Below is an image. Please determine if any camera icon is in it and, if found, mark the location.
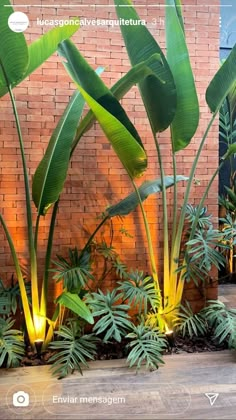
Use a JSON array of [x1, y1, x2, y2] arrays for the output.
[[12, 391, 30, 407]]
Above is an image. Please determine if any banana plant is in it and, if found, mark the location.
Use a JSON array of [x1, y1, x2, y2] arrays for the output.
[[113, 0, 236, 329], [0, 0, 94, 348], [1, 0, 169, 347], [59, 0, 236, 332], [58, 0, 196, 330]]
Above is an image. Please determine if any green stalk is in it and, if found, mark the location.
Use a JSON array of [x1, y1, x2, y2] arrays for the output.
[[81, 215, 109, 256], [0, 215, 35, 345], [170, 111, 218, 306], [40, 200, 59, 314], [189, 160, 225, 240], [34, 214, 40, 253], [170, 145, 178, 261], [7, 84, 39, 321], [152, 132, 170, 307], [131, 179, 162, 304], [176, 159, 226, 294]]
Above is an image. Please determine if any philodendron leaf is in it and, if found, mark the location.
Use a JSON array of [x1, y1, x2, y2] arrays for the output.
[[165, 0, 199, 152], [114, 0, 177, 133], [56, 292, 94, 324], [107, 176, 188, 217], [32, 91, 85, 215], [206, 44, 236, 113], [0, 0, 28, 89], [0, 17, 79, 98], [58, 39, 147, 179]]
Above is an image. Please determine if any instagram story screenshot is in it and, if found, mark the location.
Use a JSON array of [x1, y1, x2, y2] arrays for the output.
[[0, 0, 236, 419]]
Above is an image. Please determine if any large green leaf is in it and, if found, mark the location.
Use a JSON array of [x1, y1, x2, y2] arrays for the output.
[[77, 86, 147, 179], [59, 39, 144, 148], [0, 19, 79, 97], [206, 44, 236, 113], [56, 292, 94, 324], [27, 22, 79, 77], [71, 53, 164, 154], [165, 0, 199, 152], [114, 0, 176, 133], [107, 176, 188, 217], [32, 91, 85, 215], [58, 39, 147, 178], [227, 80, 236, 127], [0, 0, 28, 88]]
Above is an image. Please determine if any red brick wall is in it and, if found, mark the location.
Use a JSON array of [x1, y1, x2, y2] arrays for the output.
[[0, 1, 220, 308]]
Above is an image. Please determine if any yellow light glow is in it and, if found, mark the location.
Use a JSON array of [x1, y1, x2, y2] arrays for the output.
[[165, 327, 173, 335], [33, 314, 45, 341]]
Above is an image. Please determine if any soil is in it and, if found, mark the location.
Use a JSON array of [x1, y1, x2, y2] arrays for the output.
[[18, 334, 228, 368]]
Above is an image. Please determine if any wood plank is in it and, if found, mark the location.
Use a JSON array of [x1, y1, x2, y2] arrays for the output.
[[1, 350, 236, 419]]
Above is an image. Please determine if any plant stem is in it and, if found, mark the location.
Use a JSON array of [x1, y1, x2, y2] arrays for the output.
[[170, 147, 178, 261], [0, 214, 35, 344], [81, 215, 109, 255], [34, 214, 40, 253], [189, 160, 225, 240], [7, 85, 39, 323], [152, 132, 169, 307], [170, 111, 218, 307], [131, 179, 162, 304], [41, 200, 59, 311]]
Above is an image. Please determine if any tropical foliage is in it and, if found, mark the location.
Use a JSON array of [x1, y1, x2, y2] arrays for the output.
[[126, 323, 166, 371], [0, 0, 92, 348], [49, 320, 98, 378], [57, 0, 236, 334], [1, 0, 236, 378], [0, 318, 24, 368]]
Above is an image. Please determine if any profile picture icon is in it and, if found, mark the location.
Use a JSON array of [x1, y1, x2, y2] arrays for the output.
[[12, 391, 30, 407], [8, 11, 29, 33]]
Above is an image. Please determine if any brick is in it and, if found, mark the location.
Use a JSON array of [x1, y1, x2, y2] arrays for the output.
[[1, 0, 220, 315]]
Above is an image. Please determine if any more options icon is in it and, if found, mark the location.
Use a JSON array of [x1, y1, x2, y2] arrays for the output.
[[13, 391, 30, 407]]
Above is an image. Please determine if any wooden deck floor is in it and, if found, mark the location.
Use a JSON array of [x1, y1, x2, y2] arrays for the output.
[[1, 350, 236, 419]]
